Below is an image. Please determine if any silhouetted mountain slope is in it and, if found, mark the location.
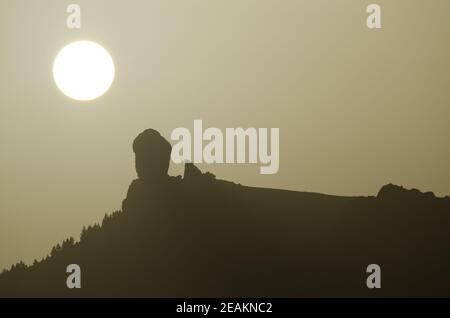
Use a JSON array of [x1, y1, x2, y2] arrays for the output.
[[0, 130, 449, 297]]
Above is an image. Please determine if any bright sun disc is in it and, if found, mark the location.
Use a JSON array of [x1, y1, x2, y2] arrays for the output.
[[53, 41, 115, 101]]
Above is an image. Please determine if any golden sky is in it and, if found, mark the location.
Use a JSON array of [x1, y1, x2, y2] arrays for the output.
[[1, 0, 449, 270]]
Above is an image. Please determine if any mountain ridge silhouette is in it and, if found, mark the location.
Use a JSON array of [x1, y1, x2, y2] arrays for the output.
[[1, 129, 449, 297]]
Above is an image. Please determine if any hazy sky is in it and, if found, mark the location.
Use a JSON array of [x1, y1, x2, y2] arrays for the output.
[[1, 0, 449, 270]]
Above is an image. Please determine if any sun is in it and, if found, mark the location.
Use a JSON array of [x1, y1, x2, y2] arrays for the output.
[[53, 41, 115, 101]]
